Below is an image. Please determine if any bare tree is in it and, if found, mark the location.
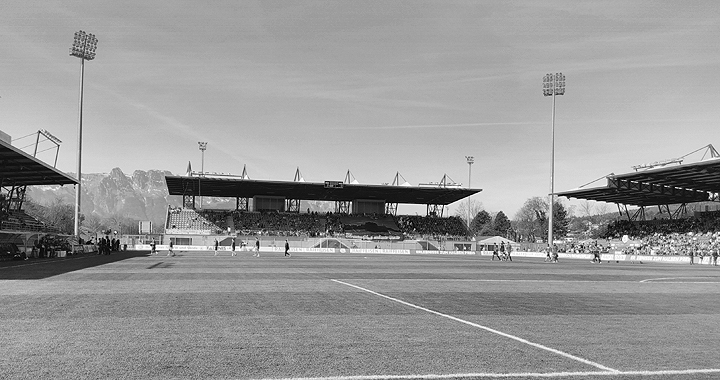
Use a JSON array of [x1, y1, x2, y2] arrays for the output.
[[25, 197, 76, 234], [579, 200, 595, 218], [514, 197, 547, 243], [454, 199, 484, 226], [82, 214, 105, 237], [513, 196, 570, 242], [595, 202, 612, 216]]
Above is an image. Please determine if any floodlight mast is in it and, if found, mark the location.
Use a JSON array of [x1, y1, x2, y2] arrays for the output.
[[465, 156, 474, 230], [198, 142, 207, 208], [70, 30, 98, 237], [543, 73, 565, 247]]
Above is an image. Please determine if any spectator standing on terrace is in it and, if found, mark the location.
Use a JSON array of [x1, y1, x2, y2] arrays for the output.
[[285, 239, 290, 257], [213, 238, 219, 256], [231, 238, 237, 257]]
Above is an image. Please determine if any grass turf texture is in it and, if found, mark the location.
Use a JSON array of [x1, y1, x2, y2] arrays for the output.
[[1, 251, 719, 379]]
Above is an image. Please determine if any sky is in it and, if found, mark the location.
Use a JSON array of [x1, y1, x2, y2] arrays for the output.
[[2, 1, 720, 218]]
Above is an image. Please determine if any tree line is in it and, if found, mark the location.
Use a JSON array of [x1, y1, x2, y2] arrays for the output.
[[457, 197, 617, 243]]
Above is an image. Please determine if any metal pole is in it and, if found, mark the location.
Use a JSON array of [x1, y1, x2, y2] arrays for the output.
[[74, 58, 85, 237], [33, 132, 40, 157], [199, 150, 204, 209], [198, 142, 207, 209], [548, 89, 556, 247], [467, 161, 471, 229], [465, 156, 474, 231]]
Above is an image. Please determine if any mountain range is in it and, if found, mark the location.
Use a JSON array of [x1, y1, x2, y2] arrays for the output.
[[26, 168, 334, 229], [27, 168, 179, 228]]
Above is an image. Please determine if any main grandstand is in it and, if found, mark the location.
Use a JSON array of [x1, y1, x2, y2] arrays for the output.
[[555, 145, 720, 259], [0, 131, 79, 260], [162, 169, 482, 251]]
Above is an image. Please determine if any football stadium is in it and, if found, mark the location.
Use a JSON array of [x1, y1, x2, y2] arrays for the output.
[[3, 4, 720, 378], [3, 129, 720, 379]]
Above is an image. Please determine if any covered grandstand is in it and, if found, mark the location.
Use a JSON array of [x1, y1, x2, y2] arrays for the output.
[[162, 172, 482, 250], [164, 174, 479, 214], [555, 148, 720, 259], [0, 135, 79, 260], [556, 154, 720, 220]]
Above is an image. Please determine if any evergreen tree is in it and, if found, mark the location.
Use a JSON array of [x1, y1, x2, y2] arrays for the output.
[[493, 211, 511, 238], [470, 210, 492, 235]]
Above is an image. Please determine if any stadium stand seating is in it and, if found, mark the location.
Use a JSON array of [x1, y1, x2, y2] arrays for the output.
[[166, 207, 471, 240], [333, 213, 401, 237], [0, 210, 59, 233], [232, 211, 327, 237], [166, 207, 222, 233], [395, 215, 470, 240], [602, 216, 720, 256]]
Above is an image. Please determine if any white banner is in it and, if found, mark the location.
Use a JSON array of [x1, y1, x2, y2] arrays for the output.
[[416, 250, 475, 255], [349, 249, 411, 255]]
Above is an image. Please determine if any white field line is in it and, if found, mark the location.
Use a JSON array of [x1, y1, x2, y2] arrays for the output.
[[639, 276, 718, 283], [331, 279, 620, 374], [398, 279, 638, 283], [267, 368, 720, 380]]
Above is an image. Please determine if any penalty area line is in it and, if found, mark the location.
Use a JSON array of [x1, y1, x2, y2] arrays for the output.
[[639, 276, 718, 283], [269, 368, 720, 380], [331, 279, 620, 374]]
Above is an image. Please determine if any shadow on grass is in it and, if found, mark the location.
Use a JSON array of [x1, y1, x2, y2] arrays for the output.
[[0, 251, 149, 280]]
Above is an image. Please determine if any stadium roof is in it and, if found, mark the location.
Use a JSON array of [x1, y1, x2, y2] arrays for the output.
[[164, 175, 481, 205], [556, 157, 720, 207], [0, 138, 77, 187]]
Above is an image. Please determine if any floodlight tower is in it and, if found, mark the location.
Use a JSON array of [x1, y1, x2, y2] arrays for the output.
[[70, 30, 98, 237], [465, 156, 474, 230], [543, 73, 565, 247], [198, 142, 207, 208]]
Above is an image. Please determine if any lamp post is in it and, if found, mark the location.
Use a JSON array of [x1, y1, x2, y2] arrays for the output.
[[198, 142, 207, 208], [543, 73, 565, 247], [70, 30, 98, 237], [465, 156, 474, 230]]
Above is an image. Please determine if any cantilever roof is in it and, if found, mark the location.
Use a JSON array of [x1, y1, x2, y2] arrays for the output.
[[0, 138, 77, 187], [557, 158, 720, 207], [164, 175, 480, 205]]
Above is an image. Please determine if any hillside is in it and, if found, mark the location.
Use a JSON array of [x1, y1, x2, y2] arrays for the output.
[[27, 168, 182, 229], [25, 168, 335, 229]]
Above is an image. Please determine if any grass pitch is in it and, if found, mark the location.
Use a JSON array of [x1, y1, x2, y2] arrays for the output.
[[1, 251, 719, 380]]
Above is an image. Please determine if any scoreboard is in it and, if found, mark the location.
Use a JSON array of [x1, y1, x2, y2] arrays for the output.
[[324, 181, 343, 189]]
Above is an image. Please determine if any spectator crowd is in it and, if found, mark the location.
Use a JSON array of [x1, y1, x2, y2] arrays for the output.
[[603, 217, 720, 259], [166, 207, 470, 240]]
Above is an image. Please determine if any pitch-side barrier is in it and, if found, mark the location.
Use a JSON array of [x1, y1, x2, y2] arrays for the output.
[[128, 245, 711, 265]]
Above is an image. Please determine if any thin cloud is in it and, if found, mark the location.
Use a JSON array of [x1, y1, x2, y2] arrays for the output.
[[327, 121, 543, 131]]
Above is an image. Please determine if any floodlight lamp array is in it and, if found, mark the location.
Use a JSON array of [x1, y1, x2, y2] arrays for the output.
[[39, 129, 62, 145], [466, 156, 474, 164], [198, 142, 208, 151], [69, 30, 98, 60], [543, 73, 565, 96]]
